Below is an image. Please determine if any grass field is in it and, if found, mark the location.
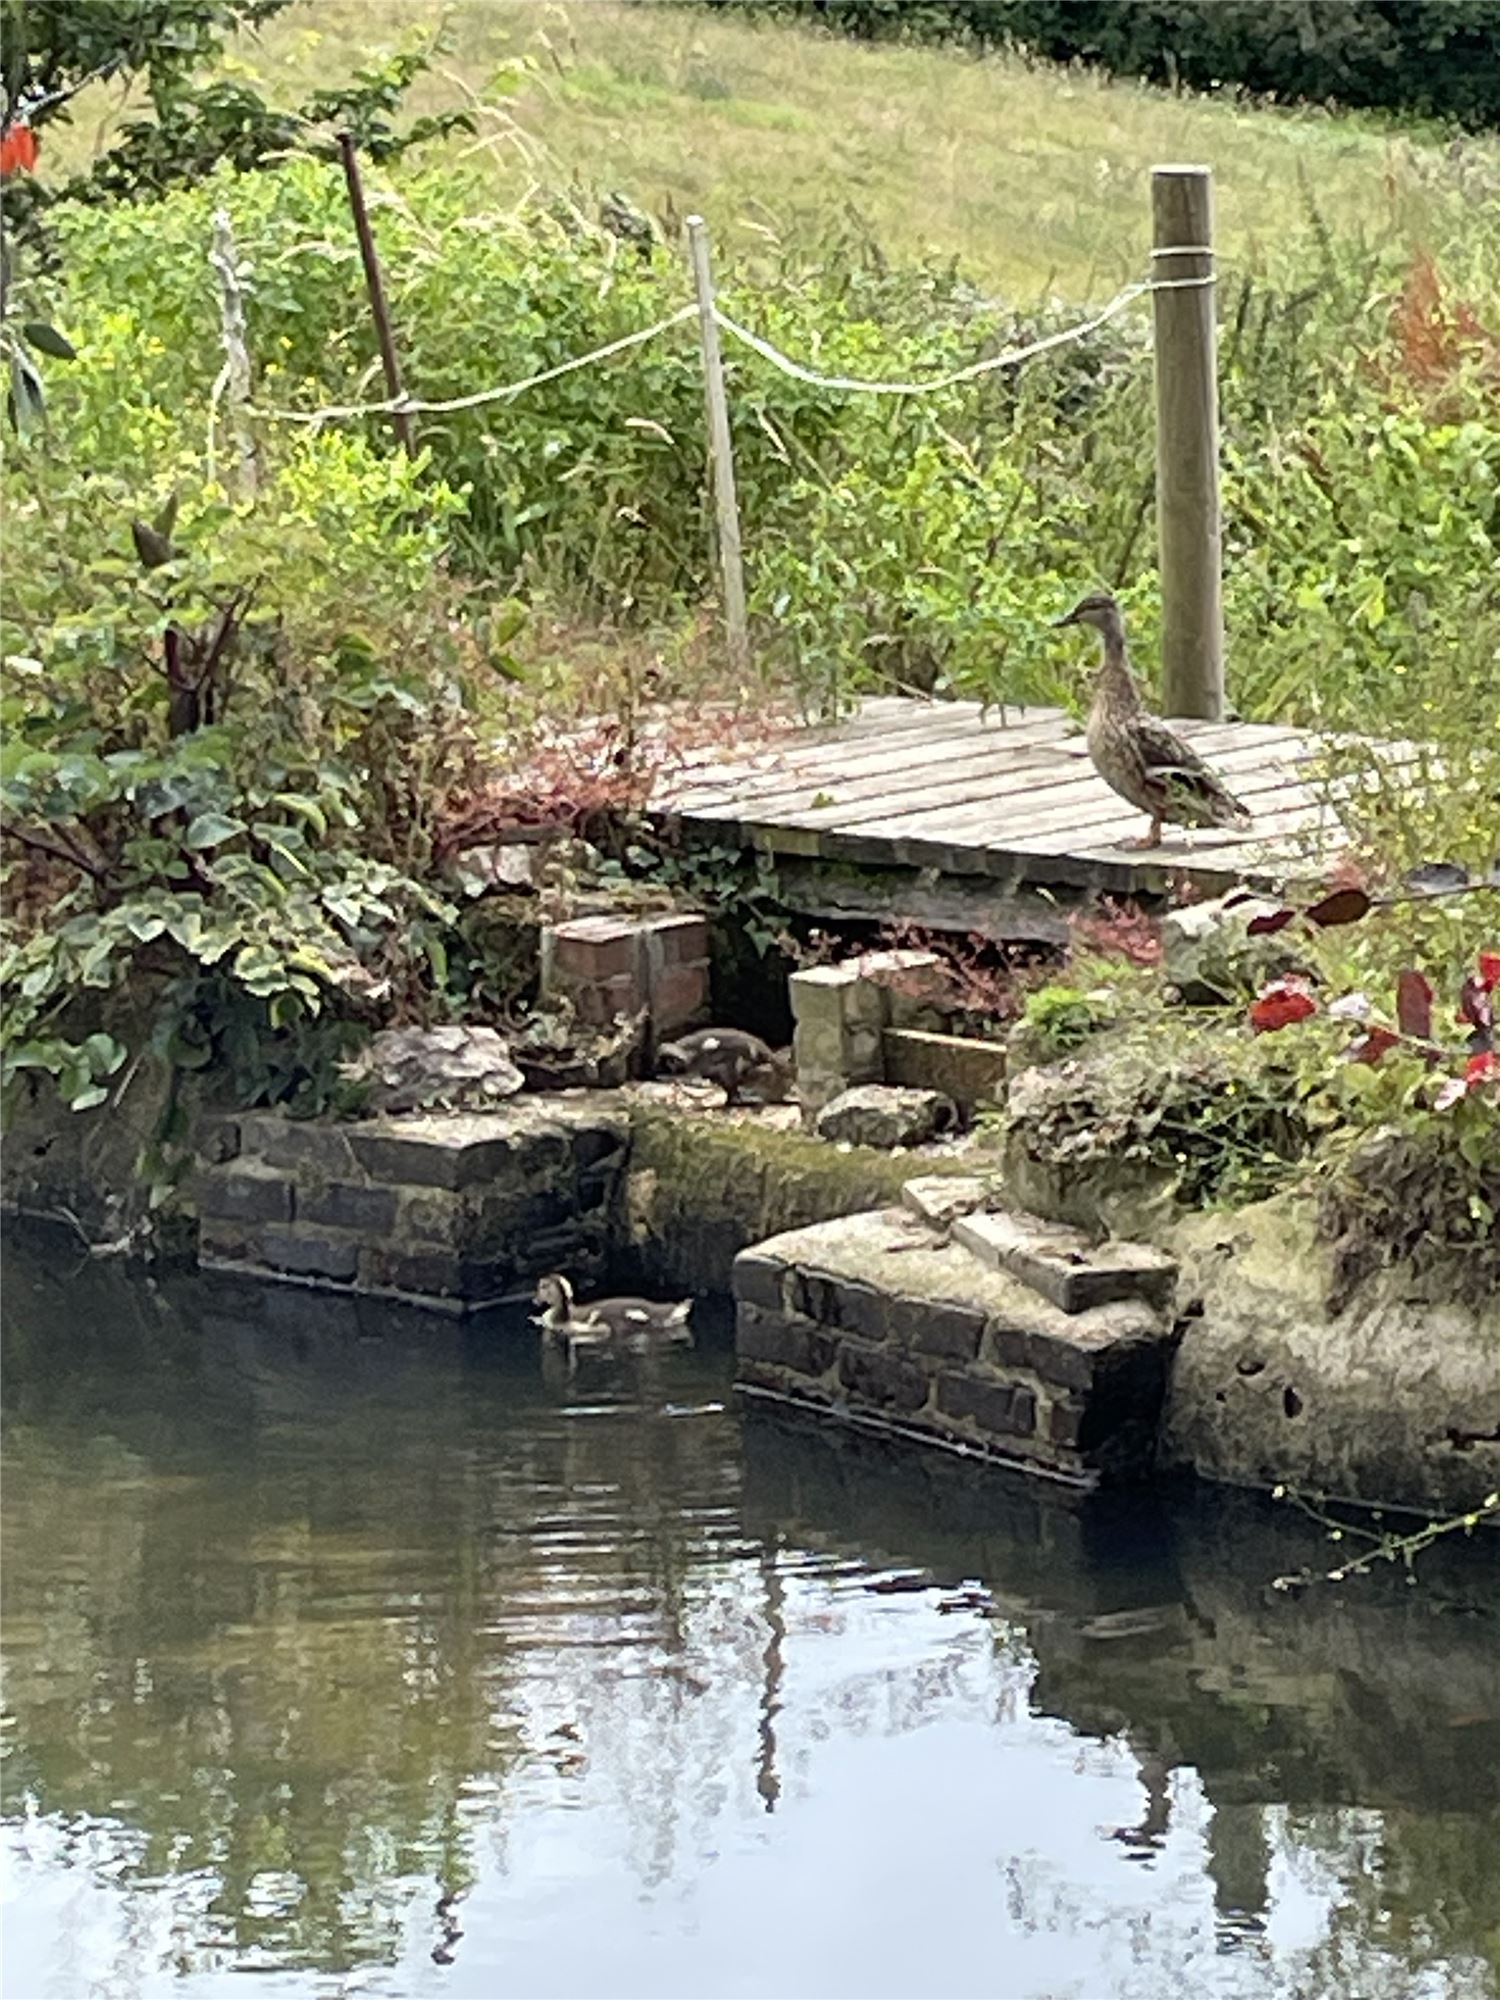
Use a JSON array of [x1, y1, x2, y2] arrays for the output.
[[54, 0, 1498, 300]]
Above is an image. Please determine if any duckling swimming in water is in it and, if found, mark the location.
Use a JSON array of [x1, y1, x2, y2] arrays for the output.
[[532, 1273, 694, 1362], [655, 1027, 793, 1105]]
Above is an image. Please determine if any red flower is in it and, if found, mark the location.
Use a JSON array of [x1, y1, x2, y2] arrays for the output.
[[0, 121, 38, 177], [1249, 980, 1318, 1034], [1479, 952, 1500, 992], [1434, 1050, 1500, 1111]]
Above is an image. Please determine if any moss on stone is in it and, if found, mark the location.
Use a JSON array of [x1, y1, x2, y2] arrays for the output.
[[625, 1103, 992, 1291]]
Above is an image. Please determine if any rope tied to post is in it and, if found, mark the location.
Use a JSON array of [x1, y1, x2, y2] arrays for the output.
[[249, 268, 1213, 427]]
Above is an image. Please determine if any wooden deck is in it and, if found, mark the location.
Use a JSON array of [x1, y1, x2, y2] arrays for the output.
[[654, 697, 1354, 897]]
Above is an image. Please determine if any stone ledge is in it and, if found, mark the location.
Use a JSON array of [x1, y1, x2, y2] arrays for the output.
[[953, 1208, 1178, 1315], [732, 1208, 1179, 1486]]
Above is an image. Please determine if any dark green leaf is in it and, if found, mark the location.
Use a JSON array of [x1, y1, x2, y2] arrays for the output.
[[22, 321, 78, 362]]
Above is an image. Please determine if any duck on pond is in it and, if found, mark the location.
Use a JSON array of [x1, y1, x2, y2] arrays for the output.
[[532, 1273, 694, 1364]]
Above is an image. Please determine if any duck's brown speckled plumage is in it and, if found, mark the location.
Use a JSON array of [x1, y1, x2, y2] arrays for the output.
[[1055, 592, 1251, 849]]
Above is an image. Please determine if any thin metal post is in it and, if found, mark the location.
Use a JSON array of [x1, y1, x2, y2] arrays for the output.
[[685, 214, 750, 679], [1151, 164, 1223, 720], [338, 130, 414, 456]]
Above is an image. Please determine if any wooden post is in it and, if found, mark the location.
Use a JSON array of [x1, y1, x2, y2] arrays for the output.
[[1151, 164, 1223, 720], [209, 207, 259, 497], [338, 130, 414, 456], [686, 214, 751, 679]]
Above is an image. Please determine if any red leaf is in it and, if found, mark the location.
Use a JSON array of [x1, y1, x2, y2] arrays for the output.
[[1246, 908, 1297, 936], [1464, 1050, 1500, 1088], [1249, 981, 1318, 1033], [1306, 886, 1372, 928], [0, 122, 39, 177], [1347, 1025, 1401, 1066], [1395, 968, 1434, 1041], [1479, 951, 1500, 993]]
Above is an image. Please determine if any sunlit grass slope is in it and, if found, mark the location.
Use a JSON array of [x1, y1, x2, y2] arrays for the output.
[[58, 0, 1496, 300]]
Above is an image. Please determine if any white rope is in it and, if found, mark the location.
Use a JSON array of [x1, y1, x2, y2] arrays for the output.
[[251, 302, 698, 425], [248, 269, 1215, 426], [711, 282, 1154, 396]]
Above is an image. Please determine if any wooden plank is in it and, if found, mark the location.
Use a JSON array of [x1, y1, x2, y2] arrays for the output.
[[663, 708, 1071, 811], [838, 734, 1313, 847], [674, 717, 1083, 820]]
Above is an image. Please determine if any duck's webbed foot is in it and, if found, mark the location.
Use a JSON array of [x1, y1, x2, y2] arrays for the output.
[[1121, 816, 1164, 851]]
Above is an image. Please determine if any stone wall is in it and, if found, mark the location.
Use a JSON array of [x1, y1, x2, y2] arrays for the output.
[[194, 1097, 629, 1312], [733, 1208, 1180, 1487], [623, 1101, 980, 1294]]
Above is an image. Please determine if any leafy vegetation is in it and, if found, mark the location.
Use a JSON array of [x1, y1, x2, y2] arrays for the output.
[[700, 1, 1500, 131], [2, 0, 1496, 1243]]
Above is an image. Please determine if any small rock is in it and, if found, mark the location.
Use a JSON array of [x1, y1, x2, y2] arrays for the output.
[[1162, 892, 1301, 1004], [815, 1084, 957, 1150], [901, 1175, 994, 1230], [348, 1025, 524, 1115]]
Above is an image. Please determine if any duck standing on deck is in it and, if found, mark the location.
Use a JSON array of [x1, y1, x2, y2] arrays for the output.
[[1053, 592, 1251, 850], [533, 1274, 694, 1361]]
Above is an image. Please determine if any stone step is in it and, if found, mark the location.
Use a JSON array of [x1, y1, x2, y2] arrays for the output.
[[951, 1208, 1177, 1316]]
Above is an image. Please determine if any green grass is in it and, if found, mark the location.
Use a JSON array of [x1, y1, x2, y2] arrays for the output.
[[53, 0, 1499, 301]]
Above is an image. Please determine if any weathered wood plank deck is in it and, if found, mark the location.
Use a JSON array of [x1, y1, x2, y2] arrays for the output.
[[654, 697, 1357, 897]]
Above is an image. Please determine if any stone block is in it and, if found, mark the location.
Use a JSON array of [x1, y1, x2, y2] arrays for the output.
[[362, 1244, 512, 1302], [733, 1250, 790, 1314], [297, 1181, 400, 1234], [955, 1209, 1177, 1314], [194, 1163, 293, 1226], [198, 1217, 253, 1262], [397, 1189, 469, 1247], [901, 1176, 994, 1231], [893, 1295, 985, 1361], [194, 1114, 241, 1165], [737, 1303, 837, 1378], [884, 1028, 1008, 1108], [347, 1126, 515, 1193], [987, 1310, 1165, 1396], [937, 1372, 1037, 1439], [258, 1227, 360, 1283], [837, 1341, 930, 1415], [240, 1115, 356, 1177]]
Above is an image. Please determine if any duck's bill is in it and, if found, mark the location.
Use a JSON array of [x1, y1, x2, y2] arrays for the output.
[[1050, 609, 1079, 627]]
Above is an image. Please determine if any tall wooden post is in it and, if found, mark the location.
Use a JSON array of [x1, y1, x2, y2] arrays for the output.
[[686, 214, 751, 679], [1151, 165, 1223, 720], [338, 130, 414, 456]]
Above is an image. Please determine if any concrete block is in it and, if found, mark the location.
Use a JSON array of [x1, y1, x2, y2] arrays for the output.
[[884, 1028, 1008, 1108], [955, 1209, 1178, 1314]]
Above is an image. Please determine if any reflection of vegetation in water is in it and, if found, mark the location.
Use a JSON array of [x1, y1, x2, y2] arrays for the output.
[[3, 1236, 1499, 1991]]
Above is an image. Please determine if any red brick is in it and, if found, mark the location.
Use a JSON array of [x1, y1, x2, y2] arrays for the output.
[[649, 962, 709, 1033], [649, 914, 711, 965], [550, 916, 639, 980]]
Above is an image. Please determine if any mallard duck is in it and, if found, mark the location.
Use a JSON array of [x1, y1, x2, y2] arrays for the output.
[[655, 1028, 793, 1105], [1053, 592, 1251, 850], [532, 1274, 694, 1356]]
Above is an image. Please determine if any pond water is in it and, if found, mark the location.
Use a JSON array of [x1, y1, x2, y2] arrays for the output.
[[2, 1228, 1498, 2000]]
